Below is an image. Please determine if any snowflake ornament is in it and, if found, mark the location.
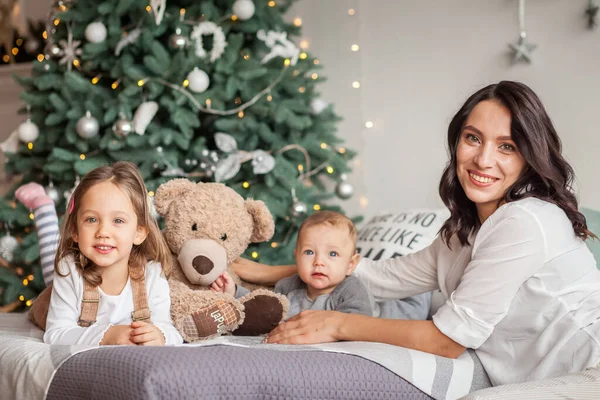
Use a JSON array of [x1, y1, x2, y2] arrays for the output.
[[58, 24, 82, 71]]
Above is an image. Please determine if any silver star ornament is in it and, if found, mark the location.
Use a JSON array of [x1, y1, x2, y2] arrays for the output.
[[508, 33, 536, 64], [585, 1, 599, 30]]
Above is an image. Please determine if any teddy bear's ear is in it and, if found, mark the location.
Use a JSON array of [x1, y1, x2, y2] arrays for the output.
[[245, 199, 275, 243], [154, 179, 198, 216]]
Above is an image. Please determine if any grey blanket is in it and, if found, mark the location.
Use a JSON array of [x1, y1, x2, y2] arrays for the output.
[[48, 346, 433, 400], [1, 313, 490, 399]]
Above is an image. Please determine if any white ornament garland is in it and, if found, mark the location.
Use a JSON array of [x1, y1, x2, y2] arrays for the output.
[[191, 21, 228, 62], [257, 29, 300, 66], [150, 0, 166, 25], [115, 28, 141, 56]]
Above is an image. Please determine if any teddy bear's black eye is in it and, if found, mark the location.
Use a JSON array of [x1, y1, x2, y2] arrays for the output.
[[220, 233, 228, 241], [192, 223, 198, 231]]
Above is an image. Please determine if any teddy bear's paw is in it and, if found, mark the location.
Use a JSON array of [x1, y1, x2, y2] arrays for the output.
[[181, 299, 243, 341], [233, 290, 289, 336]]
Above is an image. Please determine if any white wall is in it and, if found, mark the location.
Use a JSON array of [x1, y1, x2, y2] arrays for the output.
[[290, 0, 600, 217]]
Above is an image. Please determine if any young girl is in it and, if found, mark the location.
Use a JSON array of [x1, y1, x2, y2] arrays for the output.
[[18, 162, 182, 346]]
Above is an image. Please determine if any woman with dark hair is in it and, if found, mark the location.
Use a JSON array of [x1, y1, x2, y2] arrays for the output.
[[232, 81, 600, 386]]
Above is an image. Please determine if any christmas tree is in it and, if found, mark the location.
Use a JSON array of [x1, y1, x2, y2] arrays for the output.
[[0, 0, 357, 311]]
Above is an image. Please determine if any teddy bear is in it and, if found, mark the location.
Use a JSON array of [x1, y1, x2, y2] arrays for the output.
[[19, 179, 288, 342], [153, 178, 289, 342]]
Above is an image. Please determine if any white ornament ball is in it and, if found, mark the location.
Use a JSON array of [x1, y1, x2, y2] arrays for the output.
[[45, 183, 61, 204], [49, 44, 61, 56], [232, 0, 255, 20], [76, 112, 100, 139], [85, 22, 108, 44], [310, 98, 329, 115], [24, 39, 40, 54], [186, 68, 210, 93], [18, 120, 39, 143], [335, 180, 354, 199], [291, 199, 308, 217], [0, 234, 18, 263]]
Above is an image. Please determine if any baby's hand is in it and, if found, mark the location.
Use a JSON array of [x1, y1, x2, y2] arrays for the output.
[[100, 325, 136, 346], [210, 271, 236, 296], [15, 182, 54, 210], [130, 321, 166, 346]]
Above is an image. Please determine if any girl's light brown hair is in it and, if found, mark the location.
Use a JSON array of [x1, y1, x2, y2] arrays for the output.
[[297, 210, 358, 253], [55, 161, 172, 286]]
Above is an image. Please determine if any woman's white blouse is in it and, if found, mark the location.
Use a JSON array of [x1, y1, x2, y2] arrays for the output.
[[355, 197, 600, 386]]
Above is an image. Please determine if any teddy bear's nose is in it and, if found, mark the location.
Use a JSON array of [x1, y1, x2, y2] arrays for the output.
[[192, 255, 214, 275]]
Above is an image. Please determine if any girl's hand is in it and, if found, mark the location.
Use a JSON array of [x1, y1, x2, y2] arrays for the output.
[[264, 310, 346, 345], [210, 271, 235, 296], [15, 182, 54, 210], [130, 321, 166, 346], [100, 325, 136, 345]]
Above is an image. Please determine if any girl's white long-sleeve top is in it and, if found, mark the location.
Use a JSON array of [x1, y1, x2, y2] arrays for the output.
[[355, 197, 600, 386], [44, 256, 183, 346]]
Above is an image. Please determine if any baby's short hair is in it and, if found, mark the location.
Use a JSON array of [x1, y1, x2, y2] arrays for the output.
[[297, 210, 357, 252]]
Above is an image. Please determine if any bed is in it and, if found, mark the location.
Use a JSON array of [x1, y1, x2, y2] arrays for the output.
[[0, 312, 491, 400], [4, 207, 600, 399]]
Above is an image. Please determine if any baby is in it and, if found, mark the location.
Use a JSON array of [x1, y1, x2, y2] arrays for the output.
[[212, 210, 372, 318]]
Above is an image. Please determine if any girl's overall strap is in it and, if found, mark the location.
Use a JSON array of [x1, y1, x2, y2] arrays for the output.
[[130, 269, 151, 322], [78, 279, 100, 327], [77, 268, 151, 327]]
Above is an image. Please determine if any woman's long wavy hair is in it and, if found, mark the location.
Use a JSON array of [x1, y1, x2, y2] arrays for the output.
[[439, 81, 595, 247], [55, 162, 172, 286]]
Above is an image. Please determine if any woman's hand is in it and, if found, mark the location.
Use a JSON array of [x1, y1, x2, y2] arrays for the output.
[[130, 321, 166, 346], [231, 258, 297, 286], [264, 310, 347, 345], [100, 325, 135, 345], [15, 182, 54, 210]]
